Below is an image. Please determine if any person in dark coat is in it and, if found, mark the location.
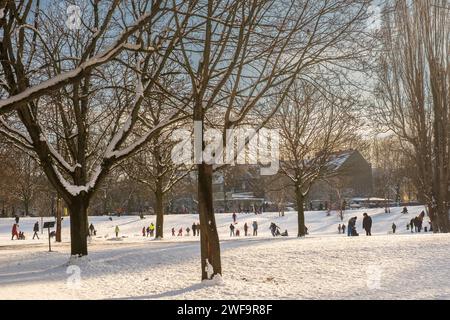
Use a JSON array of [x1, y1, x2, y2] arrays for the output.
[[32, 221, 40, 240], [341, 224, 346, 235], [243, 223, 248, 236], [410, 219, 414, 233], [192, 223, 197, 236], [392, 223, 396, 234], [347, 217, 356, 236], [229, 223, 235, 236], [362, 213, 372, 236]]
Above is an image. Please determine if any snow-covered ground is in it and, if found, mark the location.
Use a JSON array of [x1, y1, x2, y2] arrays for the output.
[[1, 205, 450, 299]]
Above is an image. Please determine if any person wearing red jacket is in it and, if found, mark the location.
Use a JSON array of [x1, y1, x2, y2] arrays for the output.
[[11, 223, 19, 240]]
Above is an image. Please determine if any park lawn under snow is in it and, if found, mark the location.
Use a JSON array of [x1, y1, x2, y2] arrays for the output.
[[1, 206, 450, 299]]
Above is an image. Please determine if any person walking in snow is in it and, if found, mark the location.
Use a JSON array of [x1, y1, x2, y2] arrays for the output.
[[252, 221, 258, 236], [186, 227, 190, 236], [410, 219, 414, 233], [392, 223, 397, 234], [338, 224, 342, 234], [32, 221, 40, 240], [172, 227, 175, 236], [270, 222, 280, 236], [341, 224, 346, 235], [229, 223, 235, 237], [236, 229, 240, 236], [11, 223, 19, 240], [115, 225, 120, 238], [178, 228, 183, 236], [232, 212, 237, 224], [244, 223, 248, 236], [402, 206, 408, 214], [142, 227, 146, 237], [89, 223, 96, 236], [362, 213, 372, 236], [192, 223, 196, 236]]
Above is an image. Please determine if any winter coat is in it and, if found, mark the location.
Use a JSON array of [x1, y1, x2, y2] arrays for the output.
[[244, 223, 248, 231], [230, 224, 235, 230], [252, 222, 258, 230], [12, 224, 18, 234], [348, 218, 354, 228], [33, 223, 39, 232], [362, 216, 372, 230]]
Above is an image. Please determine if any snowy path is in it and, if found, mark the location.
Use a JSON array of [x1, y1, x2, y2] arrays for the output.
[[1, 206, 450, 299]]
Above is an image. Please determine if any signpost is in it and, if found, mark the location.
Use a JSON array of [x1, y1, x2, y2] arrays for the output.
[[43, 221, 55, 252]]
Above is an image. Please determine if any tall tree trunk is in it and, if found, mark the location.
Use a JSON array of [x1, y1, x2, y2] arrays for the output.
[[55, 197, 62, 242], [69, 196, 89, 256], [155, 183, 164, 239], [296, 185, 306, 237], [198, 162, 222, 280]]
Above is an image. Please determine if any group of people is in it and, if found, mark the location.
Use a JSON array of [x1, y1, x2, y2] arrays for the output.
[[11, 219, 40, 240], [269, 222, 289, 237], [229, 220, 258, 237], [340, 209, 430, 237], [171, 222, 201, 237], [142, 223, 155, 237], [344, 213, 372, 236], [407, 211, 428, 233]]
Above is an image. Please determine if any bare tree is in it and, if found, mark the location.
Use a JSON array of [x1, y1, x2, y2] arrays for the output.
[[0, 1, 190, 255], [172, 0, 370, 279], [373, 0, 449, 231], [276, 83, 359, 236]]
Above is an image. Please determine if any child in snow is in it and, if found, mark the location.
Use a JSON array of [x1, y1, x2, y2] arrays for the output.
[[341, 224, 346, 235], [236, 229, 240, 237], [232, 212, 237, 224], [172, 227, 176, 236], [115, 225, 120, 237], [142, 227, 146, 237], [186, 227, 190, 236], [244, 223, 248, 236], [178, 228, 183, 236], [392, 223, 397, 234], [338, 224, 342, 234]]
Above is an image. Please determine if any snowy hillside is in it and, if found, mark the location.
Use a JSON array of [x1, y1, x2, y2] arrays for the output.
[[2, 205, 450, 299], [0, 206, 428, 245]]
